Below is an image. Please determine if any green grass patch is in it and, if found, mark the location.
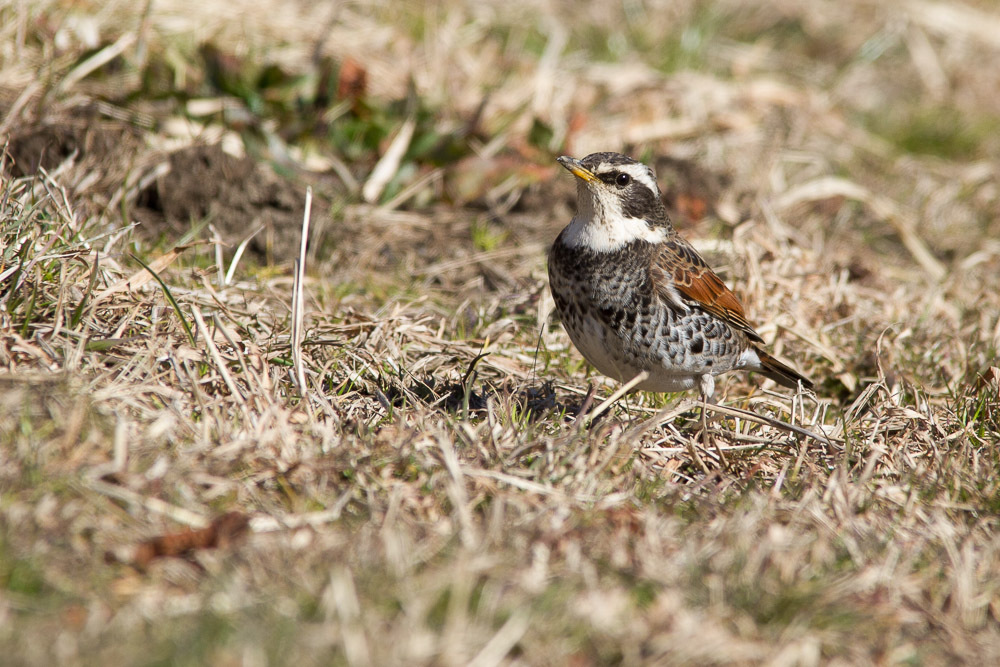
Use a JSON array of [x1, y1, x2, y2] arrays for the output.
[[863, 106, 1000, 160]]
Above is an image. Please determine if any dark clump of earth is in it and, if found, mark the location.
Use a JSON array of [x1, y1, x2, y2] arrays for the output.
[[4, 108, 323, 264], [132, 144, 318, 263], [6, 122, 122, 177]]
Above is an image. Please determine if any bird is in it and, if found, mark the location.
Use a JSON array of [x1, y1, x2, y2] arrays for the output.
[[548, 151, 812, 405]]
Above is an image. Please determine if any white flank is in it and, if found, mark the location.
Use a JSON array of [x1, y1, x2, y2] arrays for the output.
[[736, 347, 762, 370]]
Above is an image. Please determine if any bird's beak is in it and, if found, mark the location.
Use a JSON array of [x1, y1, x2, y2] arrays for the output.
[[557, 156, 598, 184]]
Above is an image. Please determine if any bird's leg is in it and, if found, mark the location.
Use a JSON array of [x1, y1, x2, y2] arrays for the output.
[[680, 375, 710, 474], [576, 382, 597, 424], [698, 374, 729, 470]]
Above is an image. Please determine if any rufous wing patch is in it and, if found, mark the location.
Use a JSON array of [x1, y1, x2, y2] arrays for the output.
[[654, 238, 764, 344]]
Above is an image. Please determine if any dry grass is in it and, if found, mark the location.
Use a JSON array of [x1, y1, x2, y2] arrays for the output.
[[2, 0, 1000, 664]]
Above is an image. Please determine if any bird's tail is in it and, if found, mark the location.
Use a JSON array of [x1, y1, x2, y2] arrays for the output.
[[754, 348, 813, 392]]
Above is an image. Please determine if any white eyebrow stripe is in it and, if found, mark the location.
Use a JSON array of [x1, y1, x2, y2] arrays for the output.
[[593, 162, 659, 195]]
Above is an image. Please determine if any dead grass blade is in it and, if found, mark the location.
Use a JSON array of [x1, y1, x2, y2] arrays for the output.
[[93, 247, 183, 303], [362, 115, 416, 204], [583, 370, 650, 425], [704, 400, 838, 448], [128, 252, 196, 345], [68, 251, 99, 329], [225, 223, 265, 286], [191, 307, 248, 412], [291, 186, 312, 395], [57, 33, 137, 93]]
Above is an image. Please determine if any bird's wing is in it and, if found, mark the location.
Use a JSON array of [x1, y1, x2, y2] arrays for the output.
[[652, 237, 764, 344]]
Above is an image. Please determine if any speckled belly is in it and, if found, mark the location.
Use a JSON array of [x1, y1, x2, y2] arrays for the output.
[[549, 250, 747, 392]]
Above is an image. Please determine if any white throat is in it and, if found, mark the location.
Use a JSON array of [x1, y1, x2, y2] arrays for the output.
[[560, 214, 666, 252], [560, 180, 666, 252]]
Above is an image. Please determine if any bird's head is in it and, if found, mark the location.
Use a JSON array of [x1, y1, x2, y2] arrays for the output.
[[557, 152, 671, 251]]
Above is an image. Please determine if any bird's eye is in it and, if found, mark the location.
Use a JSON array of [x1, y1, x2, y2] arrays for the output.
[[615, 173, 631, 187]]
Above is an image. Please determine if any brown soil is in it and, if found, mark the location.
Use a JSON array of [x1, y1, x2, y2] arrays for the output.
[[131, 143, 322, 263], [4, 111, 325, 264], [4, 108, 147, 202]]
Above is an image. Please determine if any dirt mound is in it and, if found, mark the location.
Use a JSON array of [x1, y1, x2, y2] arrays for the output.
[[133, 144, 320, 263], [4, 112, 321, 264], [4, 109, 146, 201]]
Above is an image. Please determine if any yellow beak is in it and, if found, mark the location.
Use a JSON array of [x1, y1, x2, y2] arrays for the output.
[[557, 156, 598, 184]]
